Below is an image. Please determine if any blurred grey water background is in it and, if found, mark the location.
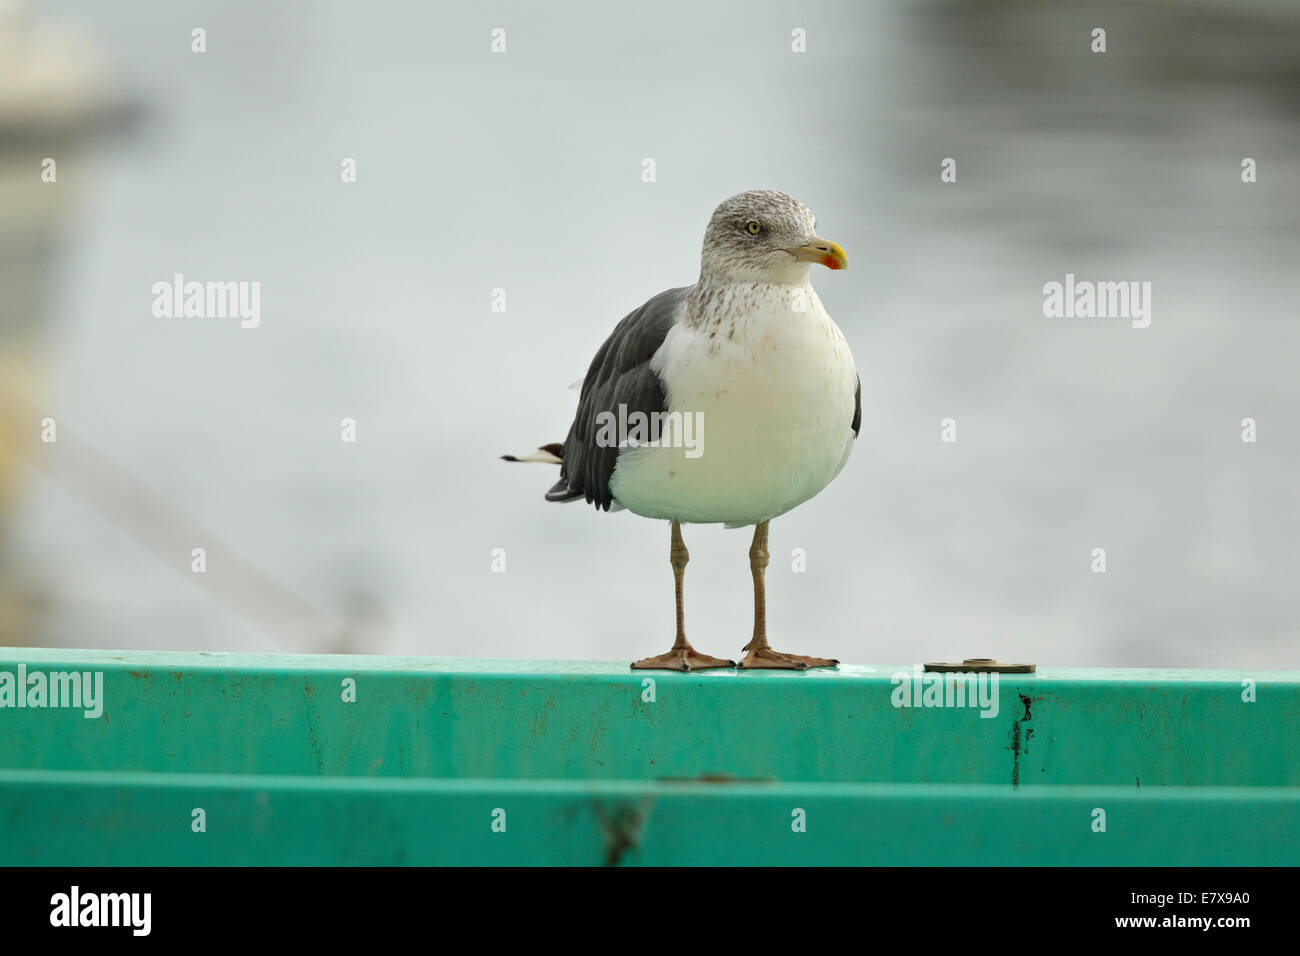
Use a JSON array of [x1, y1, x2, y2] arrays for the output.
[[1, 0, 1297, 667]]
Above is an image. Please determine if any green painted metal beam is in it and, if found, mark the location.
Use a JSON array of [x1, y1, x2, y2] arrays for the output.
[[1, 649, 1294, 786], [0, 649, 1296, 865], [2, 771, 1297, 866]]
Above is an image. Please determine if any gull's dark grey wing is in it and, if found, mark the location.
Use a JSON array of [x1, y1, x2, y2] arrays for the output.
[[852, 376, 861, 438], [546, 286, 689, 510]]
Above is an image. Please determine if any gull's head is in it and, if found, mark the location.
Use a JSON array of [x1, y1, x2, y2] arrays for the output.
[[699, 189, 847, 284]]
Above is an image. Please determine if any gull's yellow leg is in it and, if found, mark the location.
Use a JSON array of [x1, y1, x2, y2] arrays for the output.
[[738, 521, 838, 670], [631, 520, 735, 672]]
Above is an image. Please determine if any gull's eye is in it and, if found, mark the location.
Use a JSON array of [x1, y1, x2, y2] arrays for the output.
[[746, 220, 762, 235]]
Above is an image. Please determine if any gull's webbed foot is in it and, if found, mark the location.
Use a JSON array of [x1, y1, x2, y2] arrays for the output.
[[737, 646, 839, 670], [631, 647, 736, 672]]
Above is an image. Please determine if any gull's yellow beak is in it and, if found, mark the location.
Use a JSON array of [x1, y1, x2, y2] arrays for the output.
[[786, 236, 848, 271]]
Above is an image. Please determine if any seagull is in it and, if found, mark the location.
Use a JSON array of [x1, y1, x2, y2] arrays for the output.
[[505, 190, 859, 671]]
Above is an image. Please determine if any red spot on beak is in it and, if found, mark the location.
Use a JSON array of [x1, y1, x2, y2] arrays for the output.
[[821, 255, 844, 270]]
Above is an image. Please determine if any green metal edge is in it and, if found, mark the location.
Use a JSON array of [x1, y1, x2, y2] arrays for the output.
[[1, 649, 1295, 787], [2, 770, 1297, 866]]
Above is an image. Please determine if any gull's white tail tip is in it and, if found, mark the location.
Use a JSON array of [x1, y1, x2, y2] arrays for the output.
[[500, 442, 563, 465]]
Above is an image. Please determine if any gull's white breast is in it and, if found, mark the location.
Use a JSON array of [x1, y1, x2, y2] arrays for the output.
[[609, 283, 858, 526]]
